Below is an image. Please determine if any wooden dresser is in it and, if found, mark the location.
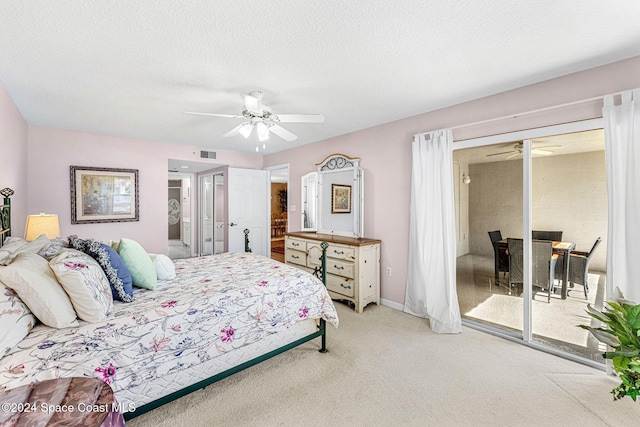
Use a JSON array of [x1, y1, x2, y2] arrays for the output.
[[284, 232, 381, 313]]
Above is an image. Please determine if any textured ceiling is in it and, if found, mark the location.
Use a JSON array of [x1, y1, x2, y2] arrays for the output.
[[1, 1, 640, 154]]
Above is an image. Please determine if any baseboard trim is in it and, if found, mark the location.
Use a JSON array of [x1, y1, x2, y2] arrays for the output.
[[380, 298, 404, 311]]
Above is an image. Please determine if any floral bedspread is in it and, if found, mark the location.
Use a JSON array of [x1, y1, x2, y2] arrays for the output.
[[0, 253, 338, 398]]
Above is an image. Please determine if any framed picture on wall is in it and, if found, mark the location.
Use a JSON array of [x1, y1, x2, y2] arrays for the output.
[[70, 166, 139, 224], [331, 184, 352, 214]]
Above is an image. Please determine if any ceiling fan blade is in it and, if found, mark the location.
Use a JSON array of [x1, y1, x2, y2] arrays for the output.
[[273, 114, 325, 123], [535, 145, 561, 150], [243, 92, 263, 115], [486, 150, 515, 157], [269, 124, 298, 141], [532, 148, 554, 156], [184, 111, 244, 119], [222, 123, 252, 138], [506, 152, 521, 159]]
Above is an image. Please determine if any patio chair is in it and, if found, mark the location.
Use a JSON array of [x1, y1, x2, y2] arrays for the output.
[[508, 238, 557, 302], [488, 230, 509, 284], [532, 230, 563, 241], [555, 237, 602, 299]]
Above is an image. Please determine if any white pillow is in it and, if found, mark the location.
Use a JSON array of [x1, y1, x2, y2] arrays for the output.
[[0, 234, 51, 266], [49, 249, 113, 323], [150, 254, 176, 280], [0, 281, 37, 356], [0, 252, 78, 328]]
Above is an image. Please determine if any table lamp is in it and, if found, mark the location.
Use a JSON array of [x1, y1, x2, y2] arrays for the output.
[[25, 213, 60, 241]]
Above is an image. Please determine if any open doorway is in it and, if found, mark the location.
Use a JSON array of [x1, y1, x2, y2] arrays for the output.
[[167, 175, 192, 259], [265, 164, 289, 262], [168, 159, 225, 258]]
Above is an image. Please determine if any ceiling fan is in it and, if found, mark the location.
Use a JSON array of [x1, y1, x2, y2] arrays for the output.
[[184, 91, 325, 150], [486, 141, 561, 159]]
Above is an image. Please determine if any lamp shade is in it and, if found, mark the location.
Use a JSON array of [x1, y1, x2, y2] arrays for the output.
[[25, 213, 60, 241], [238, 123, 253, 139], [256, 122, 270, 142]]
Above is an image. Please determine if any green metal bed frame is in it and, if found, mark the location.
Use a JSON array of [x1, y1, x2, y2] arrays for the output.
[[0, 188, 13, 246], [0, 191, 330, 420]]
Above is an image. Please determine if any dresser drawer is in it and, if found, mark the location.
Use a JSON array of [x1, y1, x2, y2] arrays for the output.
[[326, 274, 355, 298], [285, 249, 306, 266], [326, 258, 355, 279], [325, 244, 355, 261], [286, 237, 306, 251]]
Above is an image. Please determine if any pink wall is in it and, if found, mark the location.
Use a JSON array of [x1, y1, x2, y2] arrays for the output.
[[27, 127, 262, 254], [0, 84, 28, 235], [264, 55, 640, 308]]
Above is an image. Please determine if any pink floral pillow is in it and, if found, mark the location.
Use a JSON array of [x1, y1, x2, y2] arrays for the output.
[[49, 249, 113, 322]]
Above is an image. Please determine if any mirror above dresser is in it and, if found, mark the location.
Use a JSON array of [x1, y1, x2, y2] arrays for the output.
[[300, 153, 363, 237]]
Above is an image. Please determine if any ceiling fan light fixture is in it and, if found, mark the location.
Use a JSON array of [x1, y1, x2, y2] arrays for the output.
[[238, 123, 253, 139], [256, 122, 270, 142], [188, 90, 323, 145]]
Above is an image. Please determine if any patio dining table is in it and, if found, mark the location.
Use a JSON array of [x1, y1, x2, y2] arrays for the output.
[[494, 239, 576, 299]]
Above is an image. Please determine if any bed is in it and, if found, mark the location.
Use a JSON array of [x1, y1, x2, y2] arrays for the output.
[[0, 189, 339, 421]]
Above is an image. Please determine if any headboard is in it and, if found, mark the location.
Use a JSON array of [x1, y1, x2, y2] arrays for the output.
[[0, 187, 13, 247]]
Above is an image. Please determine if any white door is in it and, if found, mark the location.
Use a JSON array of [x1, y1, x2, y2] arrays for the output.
[[227, 168, 270, 256]]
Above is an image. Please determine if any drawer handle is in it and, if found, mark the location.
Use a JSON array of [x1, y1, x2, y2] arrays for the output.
[[334, 250, 344, 255], [334, 265, 344, 270], [292, 255, 300, 259], [340, 284, 352, 289], [292, 242, 300, 246]]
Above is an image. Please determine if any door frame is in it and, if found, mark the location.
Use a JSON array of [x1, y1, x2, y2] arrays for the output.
[[264, 163, 290, 235]]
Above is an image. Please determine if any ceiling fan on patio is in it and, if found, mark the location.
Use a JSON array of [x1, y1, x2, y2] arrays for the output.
[[184, 90, 325, 150], [486, 141, 561, 159]]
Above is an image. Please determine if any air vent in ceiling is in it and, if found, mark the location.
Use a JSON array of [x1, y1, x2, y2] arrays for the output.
[[200, 150, 217, 159]]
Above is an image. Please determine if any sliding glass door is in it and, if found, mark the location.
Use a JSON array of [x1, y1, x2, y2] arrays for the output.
[[454, 121, 608, 365], [529, 129, 607, 362], [454, 141, 524, 336]]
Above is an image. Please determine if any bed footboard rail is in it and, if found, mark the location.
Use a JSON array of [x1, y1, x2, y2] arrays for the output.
[[244, 228, 252, 253], [318, 241, 329, 353]]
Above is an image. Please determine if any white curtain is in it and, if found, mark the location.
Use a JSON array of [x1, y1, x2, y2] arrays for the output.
[[404, 129, 462, 334], [603, 89, 640, 303]]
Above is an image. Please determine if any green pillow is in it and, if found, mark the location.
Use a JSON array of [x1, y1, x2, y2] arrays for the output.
[[117, 238, 157, 290]]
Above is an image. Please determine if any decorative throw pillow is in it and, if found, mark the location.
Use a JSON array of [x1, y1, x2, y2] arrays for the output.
[[0, 252, 78, 328], [49, 250, 113, 323], [0, 234, 51, 266], [0, 281, 36, 356], [94, 243, 134, 302], [68, 236, 134, 303], [117, 238, 157, 290], [150, 254, 177, 280]]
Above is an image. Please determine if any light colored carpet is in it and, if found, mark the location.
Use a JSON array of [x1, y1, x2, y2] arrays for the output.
[[127, 303, 640, 427]]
